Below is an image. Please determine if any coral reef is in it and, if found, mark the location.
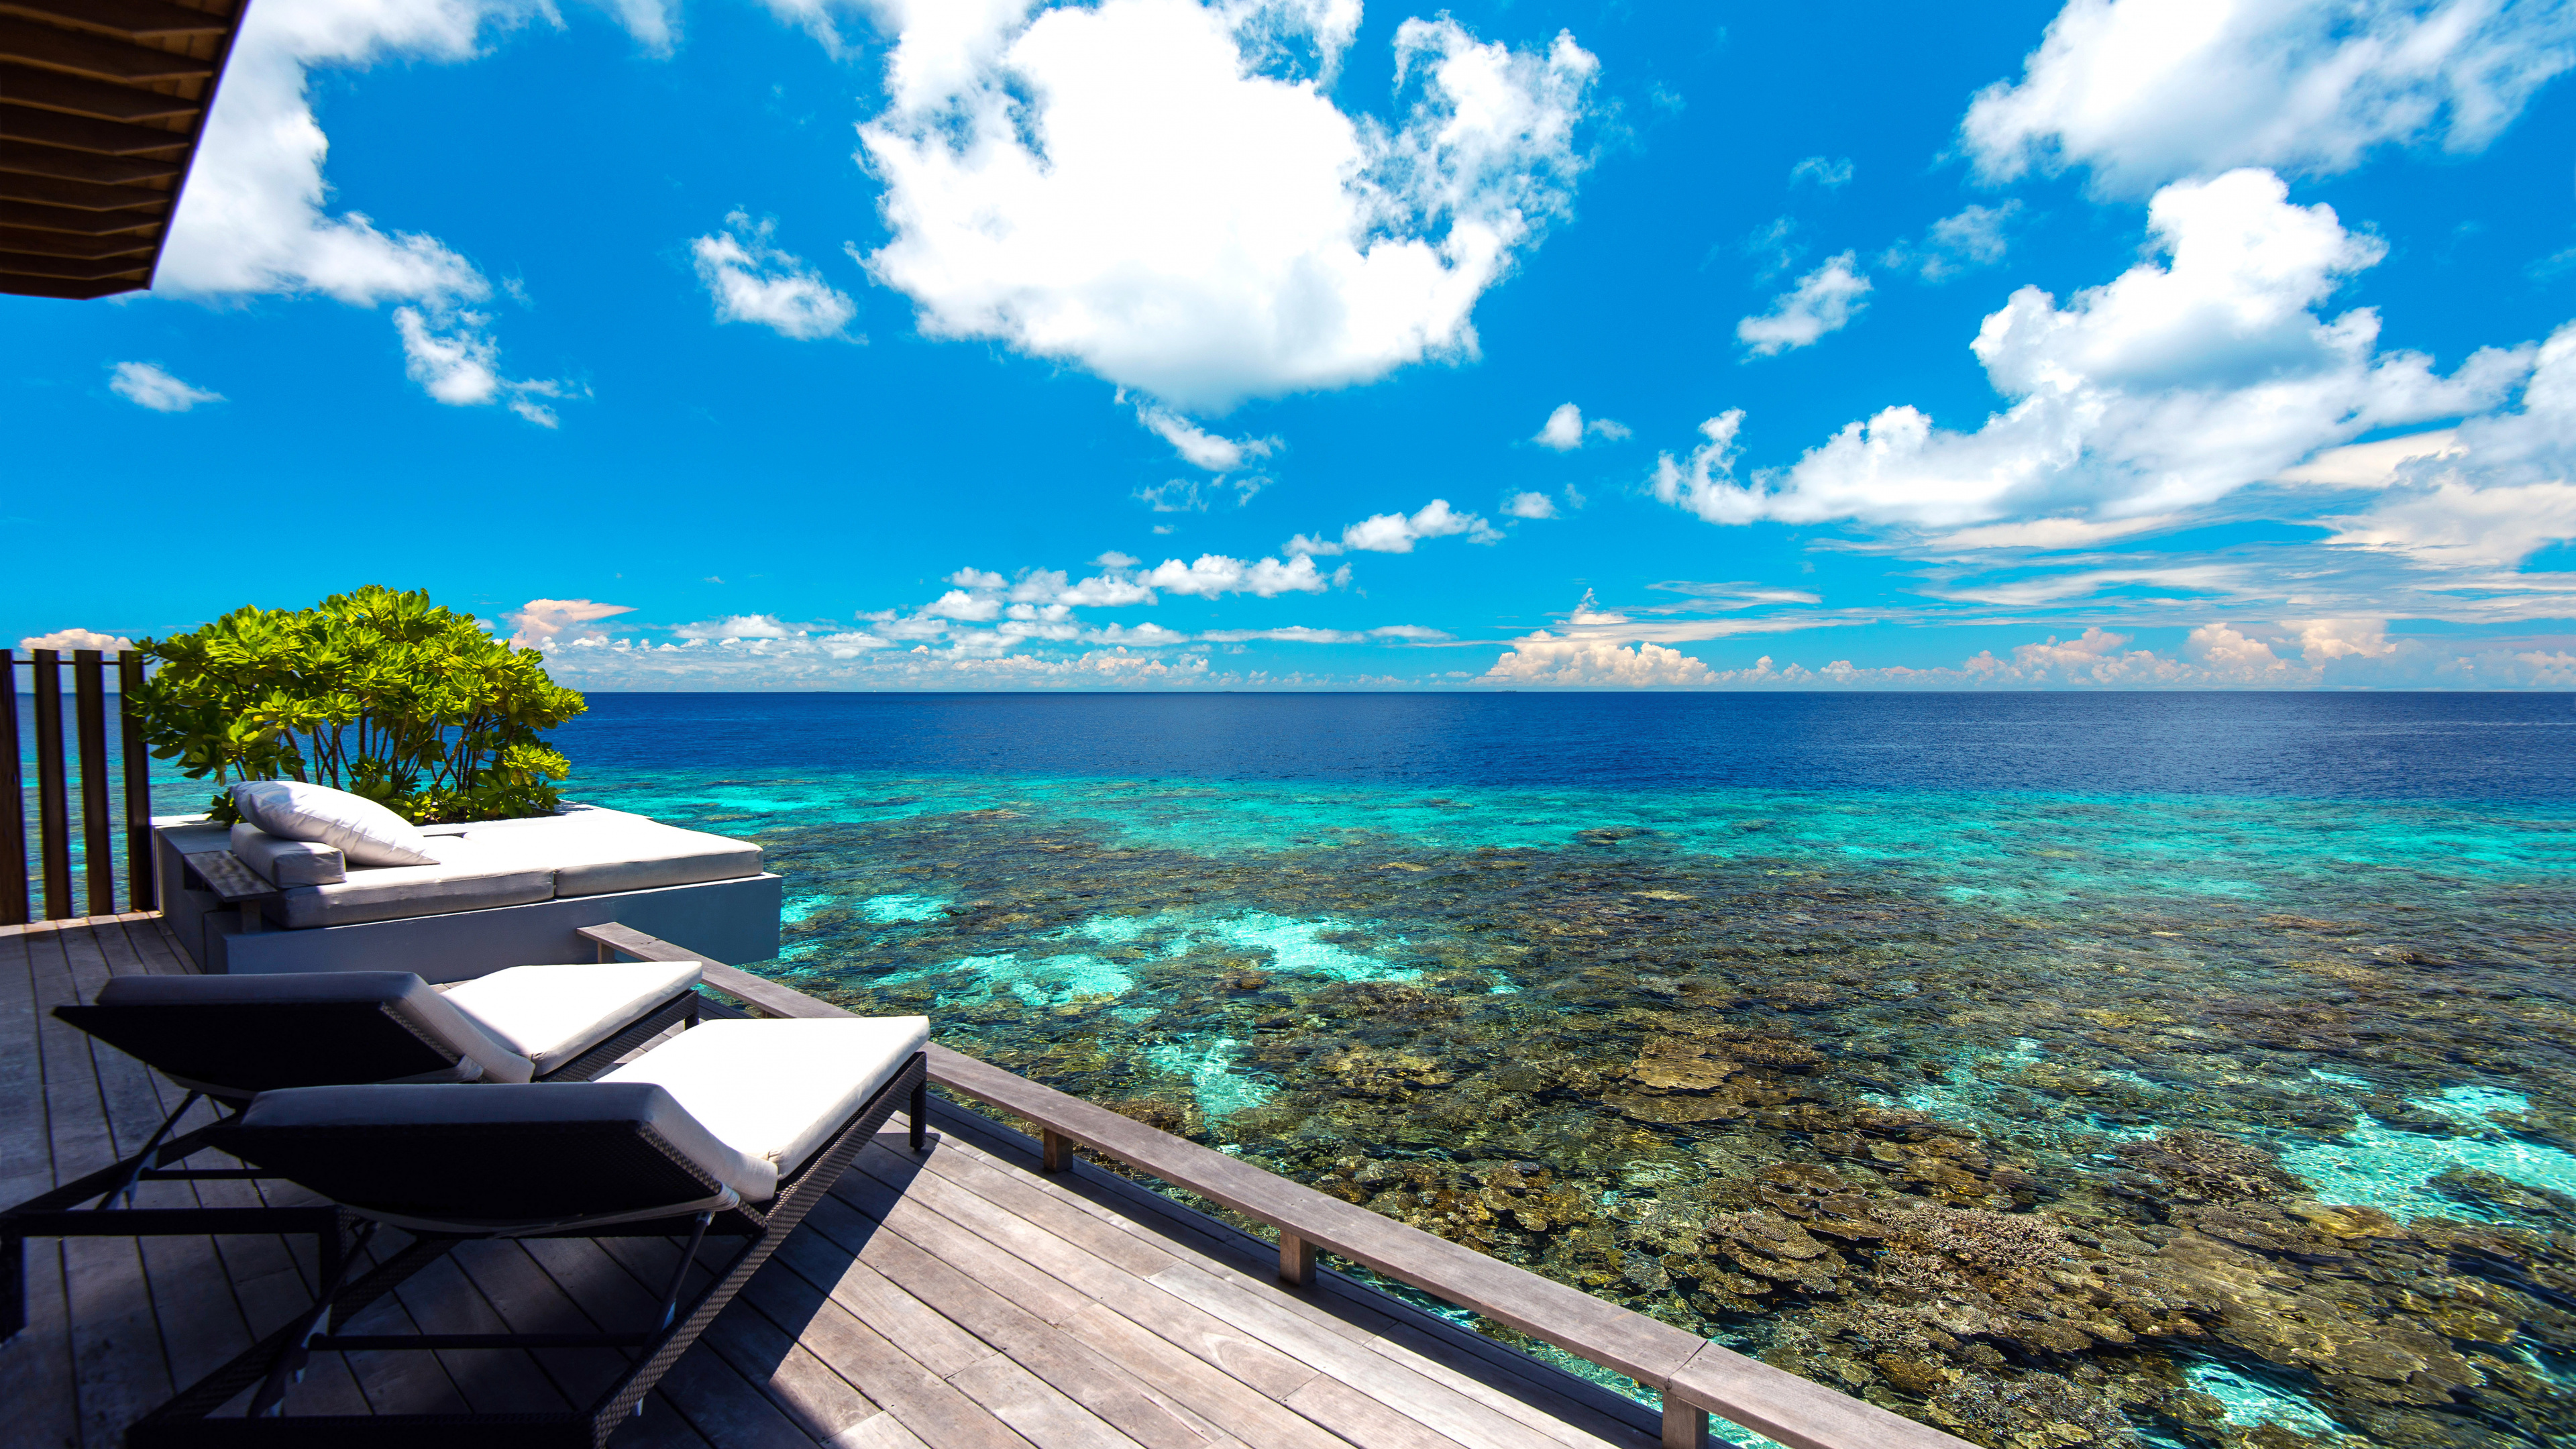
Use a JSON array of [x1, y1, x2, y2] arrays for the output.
[[580, 769, 2576, 1448]]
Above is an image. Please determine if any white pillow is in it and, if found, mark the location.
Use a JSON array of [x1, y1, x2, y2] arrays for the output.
[[231, 780, 440, 867]]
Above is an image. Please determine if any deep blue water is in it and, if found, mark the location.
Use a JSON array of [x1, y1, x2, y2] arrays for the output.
[[553, 691, 2576, 800]]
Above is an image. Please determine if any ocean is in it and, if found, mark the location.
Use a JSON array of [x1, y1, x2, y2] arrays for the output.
[[179, 694, 2576, 1444]]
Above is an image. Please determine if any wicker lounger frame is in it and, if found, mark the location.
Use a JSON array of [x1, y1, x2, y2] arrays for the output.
[[125, 1049, 930, 1449], [0, 989, 704, 1342]]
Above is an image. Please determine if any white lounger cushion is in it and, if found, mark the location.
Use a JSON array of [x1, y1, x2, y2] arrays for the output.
[[231, 823, 347, 887], [233, 780, 439, 867], [441, 961, 702, 1075], [602, 1016, 928, 1199], [91, 969, 537, 1086], [468, 809, 764, 898], [271, 835, 556, 929]]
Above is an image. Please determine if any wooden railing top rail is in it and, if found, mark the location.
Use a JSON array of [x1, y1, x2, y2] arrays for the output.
[[576, 922, 1975, 1449]]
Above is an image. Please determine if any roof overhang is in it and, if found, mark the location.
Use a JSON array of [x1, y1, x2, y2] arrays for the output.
[[0, 0, 247, 300]]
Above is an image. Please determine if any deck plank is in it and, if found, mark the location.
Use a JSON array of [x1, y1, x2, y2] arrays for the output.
[[918, 1112, 1654, 1449], [1, 926, 80, 1449], [28, 925, 175, 1448], [788, 1183, 1234, 1449]]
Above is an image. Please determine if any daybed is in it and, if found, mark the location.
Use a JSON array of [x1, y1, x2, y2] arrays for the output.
[[153, 803, 782, 979]]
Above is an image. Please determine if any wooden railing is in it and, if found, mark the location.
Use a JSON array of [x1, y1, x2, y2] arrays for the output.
[[4, 649, 154, 925], [578, 922, 1976, 1449]]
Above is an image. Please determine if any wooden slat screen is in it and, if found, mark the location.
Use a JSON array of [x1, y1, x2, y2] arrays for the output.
[[3, 647, 154, 922]]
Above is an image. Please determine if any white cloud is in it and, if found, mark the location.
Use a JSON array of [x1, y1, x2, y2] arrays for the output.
[[1134, 401, 1279, 470], [157, 0, 627, 417], [1665, 170, 2532, 530], [1504, 490, 1557, 519], [853, 0, 1597, 412], [1788, 155, 1853, 189], [1532, 400, 1628, 450], [109, 362, 223, 413], [1964, 0, 2576, 195], [1483, 634, 1716, 687], [1142, 553, 1333, 597], [505, 598, 635, 648], [1882, 203, 2019, 282], [1293, 498, 1501, 554], [692, 213, 859, 340], [674, 613, 800, 640], [18, 628, 137, 652], [394, 307, 574, 424], [1737, 252, 1870, 356], [1059, 571, 1157, 606]]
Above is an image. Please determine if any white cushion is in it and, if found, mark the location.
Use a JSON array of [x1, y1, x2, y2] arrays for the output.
[[230, 823, 347, 887], [272, 836, 555, 929], [462, 808, 763, 897], [233, 781, 438, 867], [602, 1016, 927, 1193], [441, 961, 703, 1075]]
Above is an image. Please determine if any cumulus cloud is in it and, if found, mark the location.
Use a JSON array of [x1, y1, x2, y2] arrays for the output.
[[853, 0, 1598, 412], [1483, 635, 1717, 687], [691, 212, 859, 339], [1291, 498, 1501, 555], [1664, 169, 2532, 530], [1504, 490, 1556, 519], [18, 628, 138, 652], [505, 598, 635, 648], [157, 0, 625, 417], [1788, 154, 1853, 189], [1737, 252, 1870, 356], [1964, 0, 2576, 195], [1143, 553, 1333, 597], [1532, 400, 1629, 450], [109, 362, 223, 413], [1882, 202, 2019, 282]]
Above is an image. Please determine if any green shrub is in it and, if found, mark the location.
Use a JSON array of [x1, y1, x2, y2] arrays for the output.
[[134, 586, 587, 824]]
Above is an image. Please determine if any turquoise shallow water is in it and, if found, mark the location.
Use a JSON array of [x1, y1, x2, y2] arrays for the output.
[[567, 757, 2576, 1449]]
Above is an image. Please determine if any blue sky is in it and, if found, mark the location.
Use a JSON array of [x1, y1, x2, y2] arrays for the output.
[[10, 0, 2576, 689]]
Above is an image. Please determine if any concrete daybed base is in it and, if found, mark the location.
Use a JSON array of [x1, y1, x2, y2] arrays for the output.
[[153, 805, 783, 979]]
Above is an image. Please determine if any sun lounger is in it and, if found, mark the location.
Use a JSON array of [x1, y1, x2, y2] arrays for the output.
[[129, 1016, 930, 1446], [1, 961, 704, 1341]]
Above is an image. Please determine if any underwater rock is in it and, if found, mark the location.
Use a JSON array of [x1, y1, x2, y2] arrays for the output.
[[1927, 1370, 2136, 1448]]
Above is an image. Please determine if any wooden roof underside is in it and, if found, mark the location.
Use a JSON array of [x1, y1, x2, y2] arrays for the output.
[[0, 0, 244, 300]]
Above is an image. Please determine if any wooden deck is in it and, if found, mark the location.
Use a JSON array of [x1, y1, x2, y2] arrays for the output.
[[1, 916, 1666, 1449]]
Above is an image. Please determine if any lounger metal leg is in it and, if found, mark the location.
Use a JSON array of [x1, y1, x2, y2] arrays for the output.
[[249, 1222, 376, 1418], [911, 1079, 928, 1153], [97, 1091, 201, 1208], [660, 1210, 716, 1330]]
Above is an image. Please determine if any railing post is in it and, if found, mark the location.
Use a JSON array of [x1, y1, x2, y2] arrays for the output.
[[1278, 1230, 1316, 1288], [119, 650, 152, 912], [74, 650, 112, 917], [1040, 1128, 1075, 1173], [1, 651, 23, 926], [32, 649, 70, 921], [1661, 1393, 1708, 1449]]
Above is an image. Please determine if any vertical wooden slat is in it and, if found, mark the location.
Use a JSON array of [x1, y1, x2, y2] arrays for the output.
[[1, 651, 25, 927], [74, 650, 113, 918], [32, 650, 71, 922], [119, 651, 152, 913]]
